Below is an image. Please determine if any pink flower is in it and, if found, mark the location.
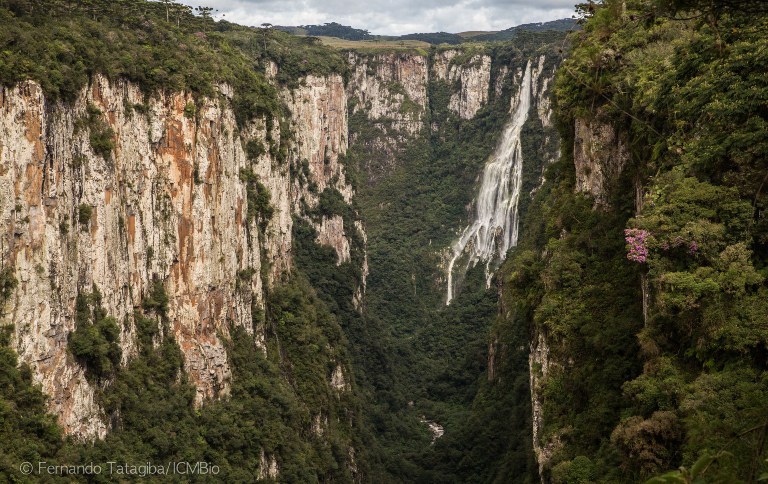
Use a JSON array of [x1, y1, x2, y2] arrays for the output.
[[624, 228, 650, 263]]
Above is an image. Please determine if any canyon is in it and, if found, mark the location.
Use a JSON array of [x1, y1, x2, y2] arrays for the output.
[[0, 33, 566, 479], [4, 1, 763, 482]]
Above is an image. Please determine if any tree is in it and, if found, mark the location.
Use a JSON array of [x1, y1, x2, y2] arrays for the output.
[[195, 5, 214, 20], [160, 0, 172, 22], [261, 22, 273, 53], [172, 3, 192, 27]]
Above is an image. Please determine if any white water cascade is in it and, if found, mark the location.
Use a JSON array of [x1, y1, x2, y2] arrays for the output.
[[446, 60, 538, 304]]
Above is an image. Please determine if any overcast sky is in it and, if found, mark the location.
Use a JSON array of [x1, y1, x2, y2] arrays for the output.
[[178, 0, 577, 36]]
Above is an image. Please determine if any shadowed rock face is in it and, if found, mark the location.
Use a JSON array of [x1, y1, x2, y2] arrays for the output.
[[573, 109, 630, 207], [0, 71, 361, 438], [347, 52, 429, 138], [346, 50, 498, 185]]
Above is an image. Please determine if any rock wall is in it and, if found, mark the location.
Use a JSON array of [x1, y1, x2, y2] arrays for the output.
[[530, 331, 561, 482], [284, 74, 351, 203], [433, 51, 492, 119], [281, 73, 362, 266], [346, 50, 497, 185], [528, 56, 560, 199], [0, 72, 360, 438], [347, 52, 429, 138], [573, 110, 629, 206]]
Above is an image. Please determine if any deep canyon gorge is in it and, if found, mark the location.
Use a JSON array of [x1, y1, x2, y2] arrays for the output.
[[0, 1, 767, 482]]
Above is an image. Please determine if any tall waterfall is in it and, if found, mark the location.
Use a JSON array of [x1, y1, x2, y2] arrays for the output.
[[446, 60, 537, 304]]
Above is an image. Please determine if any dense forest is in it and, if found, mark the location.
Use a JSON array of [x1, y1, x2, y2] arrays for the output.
[[494, 0, 768, 481], [0, 0, 766, 482], [342, 35, 565, 482], [275, 22, 374, 41]]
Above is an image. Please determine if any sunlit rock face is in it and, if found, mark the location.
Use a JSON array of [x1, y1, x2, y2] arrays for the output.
[[0, 72, 361, 438], [433, 50, 493, 120]]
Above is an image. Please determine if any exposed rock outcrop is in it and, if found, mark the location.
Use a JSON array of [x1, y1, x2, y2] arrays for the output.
[[347, 52, 428, 138], [284, 74, 352, 204], [573, 111, 629, 205], [433, 51, 492, 119], [316, 215, 351, 264], [258, 451, 279, 480], [0, 72, 361, 438], [330, 363, 351, 392], [530, 331, 561, 481]]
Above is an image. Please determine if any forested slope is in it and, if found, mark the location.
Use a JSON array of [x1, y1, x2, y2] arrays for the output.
[[494, 0, 768, 481], [0, 1, 368, 481]]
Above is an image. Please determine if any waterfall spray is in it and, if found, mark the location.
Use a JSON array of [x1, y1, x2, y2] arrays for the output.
[[446, 60, 537, 304]]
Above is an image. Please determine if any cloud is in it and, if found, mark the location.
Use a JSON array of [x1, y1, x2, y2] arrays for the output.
[[177, 0, 577, 35]]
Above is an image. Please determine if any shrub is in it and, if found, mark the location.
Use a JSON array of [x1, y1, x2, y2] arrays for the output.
[[239, 168, 274, 231], [68, 288, 122, 381], [76, 104, 115, 160], [183, 101, 196, 119], [77, 204, 92, 227], [316, 188, 349, 218], [89, 126, 115, 159], [0, 268, 17, 305], [142, 280, 169, 320], [245, 139, 266, 160]]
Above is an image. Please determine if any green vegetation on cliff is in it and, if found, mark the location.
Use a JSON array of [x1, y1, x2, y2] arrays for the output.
[[338, 36, 566, 482], [0, 0, 347, 122], [490, 0, 768, 481], [69, 287, 122, 381], [4, 0, 765, 482], [1, 275, 365, 482]]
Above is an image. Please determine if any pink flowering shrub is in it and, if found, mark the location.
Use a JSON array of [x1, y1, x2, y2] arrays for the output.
[[624, 229, 650, 263], [660, 236, 683, 251], [658, 235, 699, 256]]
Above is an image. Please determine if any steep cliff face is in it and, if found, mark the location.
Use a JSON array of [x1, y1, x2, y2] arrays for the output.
[[510, 5, 768, 483], [285, 74, 351, 204], [347, 52, 428, 138], [573, 111, 629, 206], [282, 73, 363, 269], [433, 51, 492, 120], [0, 72, 360, 438], [530, 331, 557, 479], [346, 50, 498, 185], [346, 52, 429, 185]]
